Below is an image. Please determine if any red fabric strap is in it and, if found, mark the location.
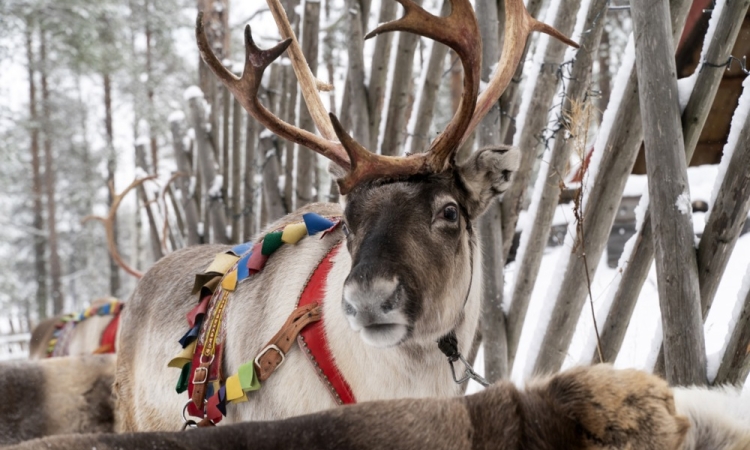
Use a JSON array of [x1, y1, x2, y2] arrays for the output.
[[98, 312, 120, 353], [298, 243, 356, 405]]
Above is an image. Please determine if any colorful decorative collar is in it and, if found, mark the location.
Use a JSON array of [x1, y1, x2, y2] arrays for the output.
[[169, 213, 344, 424], [47, 299, 123, 357]]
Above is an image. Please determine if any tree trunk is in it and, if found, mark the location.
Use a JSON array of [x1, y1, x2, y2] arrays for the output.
[[296, 0, 321, 209], [27, 22, 48, 320], [102, 72, 122, 296], [380, 0, 423, 156], [135, 143, 165, 260], [632, 0, 705, 386], [506, 0, 609, 369], [39, 30, 63, 315], [531, 0, 692, 377]]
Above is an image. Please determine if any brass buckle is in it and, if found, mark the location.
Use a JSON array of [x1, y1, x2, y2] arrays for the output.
[[254, 344, 285, 369]]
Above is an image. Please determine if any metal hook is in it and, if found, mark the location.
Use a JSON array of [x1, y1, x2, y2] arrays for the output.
[[448, 354, 490, 387]]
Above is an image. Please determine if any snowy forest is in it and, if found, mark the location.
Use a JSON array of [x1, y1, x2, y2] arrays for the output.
[[1, 0, 749, 390]]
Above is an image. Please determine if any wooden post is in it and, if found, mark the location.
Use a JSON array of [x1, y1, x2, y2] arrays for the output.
[[230, 97, 243, 244], [497, 0, 545, 144], [366, 0, 397, 150], [169, 115, 201, 246], [380, 0, 423, 156], [407, 0, 451, 155], [242, 116, 259, 241], [531, 0, 692, 376], [499, 0, 582, 260], [712, 81, 750, 385], [296, 0, 321, 208], [188, 95, 229, 244], [475, 0, 507, 382], [506, 0, 609, 368], [345, 0, 370, 148], [632, 0, 705, 386], [594, 0, 749, 364]]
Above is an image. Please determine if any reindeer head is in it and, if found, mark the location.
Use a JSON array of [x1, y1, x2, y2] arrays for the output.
[[197, 0, 576, 347]]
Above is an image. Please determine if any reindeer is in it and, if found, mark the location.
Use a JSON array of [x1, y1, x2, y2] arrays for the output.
[[11, 365, 750, 449], [114, 0, 577, 431], [28, 298, 122, 359]]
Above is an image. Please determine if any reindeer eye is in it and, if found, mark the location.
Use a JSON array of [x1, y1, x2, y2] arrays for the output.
[[442, 205, 458, 222], [342, 223, 350, 237]]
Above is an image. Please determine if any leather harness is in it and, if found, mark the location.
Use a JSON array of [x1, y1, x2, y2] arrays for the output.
[[175, 215, 355, 427]]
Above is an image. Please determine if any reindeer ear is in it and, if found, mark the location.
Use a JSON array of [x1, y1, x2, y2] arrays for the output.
[[457, 146, 520, 218]]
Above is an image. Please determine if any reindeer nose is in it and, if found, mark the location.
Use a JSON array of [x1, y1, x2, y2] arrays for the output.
[[343, 276, 400, 327]]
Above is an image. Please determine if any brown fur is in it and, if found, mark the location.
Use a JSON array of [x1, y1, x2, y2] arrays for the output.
[[11, 365, 691, 450], [0, 355, 116, 445]]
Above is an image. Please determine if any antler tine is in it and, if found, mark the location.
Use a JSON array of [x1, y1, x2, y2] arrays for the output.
[[461, 0, 579, 145], [367, 0, 481, 172], [330, 114, 428, 194], [195, 12, 351, 170], [82, 176, 157, 279]]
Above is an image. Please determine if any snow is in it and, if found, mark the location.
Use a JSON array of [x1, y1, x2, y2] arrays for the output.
[[677, 73, 698, 113], [168, 110, 186, 123], [675, 190, 692, 215], [183, 85, 204, 101], [208, 175, 224, 198], [709, 77, 750, 216]]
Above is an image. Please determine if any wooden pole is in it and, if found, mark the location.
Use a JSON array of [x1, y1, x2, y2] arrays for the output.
[[632, 0, 705, 386]]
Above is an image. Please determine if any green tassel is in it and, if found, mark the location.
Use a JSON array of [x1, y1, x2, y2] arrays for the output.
[[261, 231, 284, 255], [176, 361, 192, 394]]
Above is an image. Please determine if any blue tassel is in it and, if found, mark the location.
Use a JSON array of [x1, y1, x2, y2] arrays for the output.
[[303, 213, 335, 235], [231, 242, 253, 256], [217, 385, 227, 416], [178, 317, 202, 348], [237, 252, 251, 282]]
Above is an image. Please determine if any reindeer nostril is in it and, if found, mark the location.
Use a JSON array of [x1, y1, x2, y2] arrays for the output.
[[502, 169, 512, 181]]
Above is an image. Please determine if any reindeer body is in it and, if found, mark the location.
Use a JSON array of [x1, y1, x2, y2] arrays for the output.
[[115, 203, 482, 431]]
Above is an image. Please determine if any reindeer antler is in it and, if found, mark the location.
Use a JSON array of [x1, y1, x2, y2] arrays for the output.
[[196, 0, 577, 195], [82, 176, 157, 279], [196, 13, 350, 171]]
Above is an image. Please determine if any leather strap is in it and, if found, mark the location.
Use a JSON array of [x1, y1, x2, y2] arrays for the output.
[[192, 290, 230, 409], [298, 244, 356, 405], [254, 303, 321, 381]]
